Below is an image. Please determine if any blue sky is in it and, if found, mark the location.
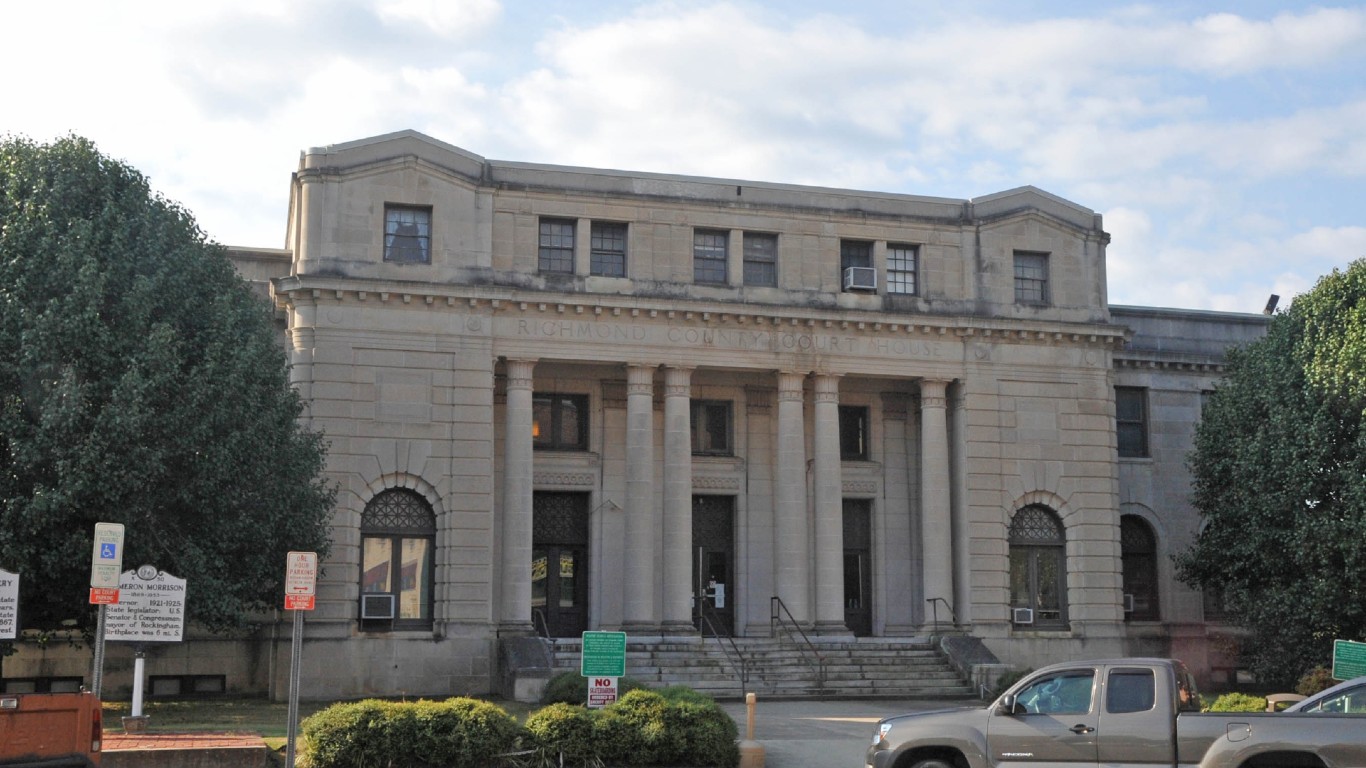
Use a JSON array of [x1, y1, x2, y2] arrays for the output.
[[3, 1, 1363, 312]]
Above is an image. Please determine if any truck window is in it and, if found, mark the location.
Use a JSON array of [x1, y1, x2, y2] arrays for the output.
[[1176, 669, 1202, 713], [1017, 670, 1095, 715], [1107, 669, 1155, 713]]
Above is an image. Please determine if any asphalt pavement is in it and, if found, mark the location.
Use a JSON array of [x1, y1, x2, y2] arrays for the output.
[[718, 697, 970, 768]]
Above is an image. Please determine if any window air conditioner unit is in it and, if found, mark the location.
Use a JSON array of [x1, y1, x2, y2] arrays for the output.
[[1012, 607, 1034, 625], [843, 266, 878, 291], [361, 594, 395, 620], [1123, 593, 1135, 613]]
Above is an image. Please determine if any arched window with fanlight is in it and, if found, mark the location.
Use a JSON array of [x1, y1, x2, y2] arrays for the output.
[[1009, 505, 1068, 628], [360, 489, 436, 630], [1121, 515, 1160, 621]]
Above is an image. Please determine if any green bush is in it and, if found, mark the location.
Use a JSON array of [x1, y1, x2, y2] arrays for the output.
[[1297, 666, 1337, 697], [299, 697, 525, 768], [529, 687, 738, 767], [1207, 692, 1267, 712], [541, 671, 648, 705], [991, 667, 1033, 698], [524, 703, 597, 765]]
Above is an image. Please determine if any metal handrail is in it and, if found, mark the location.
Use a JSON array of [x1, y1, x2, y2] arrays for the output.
[[530, 608, 555, 669], [925, 597, 958, 636], [697, 602, 749, 689], [769, 596, 826, 689]]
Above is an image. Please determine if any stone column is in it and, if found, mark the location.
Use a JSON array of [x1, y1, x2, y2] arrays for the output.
[[812, 374, 847, 633], [500, 359, 536, 633], [774, 372, 810, 625], [661, 366, 694, 633], [920, 378, 954, 629], [623, 364, 657, 632]]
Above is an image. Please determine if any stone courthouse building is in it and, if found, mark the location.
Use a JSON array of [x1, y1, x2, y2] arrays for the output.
[[9, 130, 1271, 699]]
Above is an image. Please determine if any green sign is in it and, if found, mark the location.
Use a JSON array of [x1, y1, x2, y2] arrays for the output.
[[580, 631, 627, 677], [1333, 639, 1366, 680]]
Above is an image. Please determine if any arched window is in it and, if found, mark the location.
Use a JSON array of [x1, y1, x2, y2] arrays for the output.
[[1120, 515, 1160, 621], [1009, 505, 1067, 628], [360, 489, 436, 630]]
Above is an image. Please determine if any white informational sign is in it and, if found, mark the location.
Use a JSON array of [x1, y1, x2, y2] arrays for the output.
[[0, 568, 17, 640], [587, 676, 619, 708], [90, 522, 125, 589], [105, 566, 187, 642], [284, 551, 317, 611]]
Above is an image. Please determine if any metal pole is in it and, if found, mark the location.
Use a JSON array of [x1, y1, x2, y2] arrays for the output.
[[91, 605, 106, 697], [285, 609, 303, 768], [131, 647, 146, 717]]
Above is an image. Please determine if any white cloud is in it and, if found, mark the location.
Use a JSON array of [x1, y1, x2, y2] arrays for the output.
[[374, 0, 501, 37]]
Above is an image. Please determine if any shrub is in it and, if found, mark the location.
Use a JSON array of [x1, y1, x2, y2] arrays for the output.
[[527, 686, 739, 767], [541, 671, 649, 705], [1207, 692, 1267, 712], [299, 697, 525, 768], [524, 703, 597, 765], [991, 667, 1033, 698], [1297, 666, 1337, 697]]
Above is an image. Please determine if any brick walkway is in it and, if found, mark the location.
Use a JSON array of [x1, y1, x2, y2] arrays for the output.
[[104, 731, 267, 750]]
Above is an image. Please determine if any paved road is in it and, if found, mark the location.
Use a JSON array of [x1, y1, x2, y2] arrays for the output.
[[719, 698, 972, 768]]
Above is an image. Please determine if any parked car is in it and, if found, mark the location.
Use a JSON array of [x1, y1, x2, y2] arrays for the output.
[[1285, 675, 1366, 713], [866, 658, 1366, 768]]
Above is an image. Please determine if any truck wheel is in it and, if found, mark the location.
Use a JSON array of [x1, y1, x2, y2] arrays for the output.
[[910, 759, 956, 768]]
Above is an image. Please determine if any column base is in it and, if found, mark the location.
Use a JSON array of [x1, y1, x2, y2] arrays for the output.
[[498, 621, 536, 637], [660, 620, 698, 637], [621, 622, 662, 636], [814, 621, 854, 638]]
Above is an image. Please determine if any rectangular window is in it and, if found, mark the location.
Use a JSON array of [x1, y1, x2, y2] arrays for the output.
[[590, 221, 627, 277], [743, 232, 778, 287], [839, 405, 870, 460], [1014, 251, 1049, 305], [1106, 670, 1155, 714], [887, 244, 918, 295], [841, 239, 875, 292], [694, 229, 728, 284], [1116, 387, 1148, 458], [691, 400, 733, 455], [539, 218, 576, 274], [533, 393, 589, 451], [384, 205, 431, 263]]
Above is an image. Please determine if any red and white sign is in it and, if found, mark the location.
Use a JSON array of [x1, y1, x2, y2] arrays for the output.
[[89, 587, 120, 605], [587, 676, 619, 708], [284, 551, 317, 611]]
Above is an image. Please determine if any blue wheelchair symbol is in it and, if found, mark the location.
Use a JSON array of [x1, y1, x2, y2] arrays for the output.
[[101, 543, 116, 559]]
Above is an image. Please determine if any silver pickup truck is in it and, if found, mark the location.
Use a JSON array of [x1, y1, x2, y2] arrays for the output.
[[866, 657, 1366, 768]]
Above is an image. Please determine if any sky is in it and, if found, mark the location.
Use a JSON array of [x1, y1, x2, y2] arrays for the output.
[[4, 1, 1364, 313]]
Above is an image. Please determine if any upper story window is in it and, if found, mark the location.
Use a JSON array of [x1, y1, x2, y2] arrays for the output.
[[887, 244, 918, 295], [743, 232, 778, 287], [538, 218, 576, 274], [839, 405, 870, 460], [1014, 251, 1049, 305], [694, 229, 728, 284], [384, 205, 431, 264], [690, 400, 733, 456], [590, 222, 627, 277], [361, 489, 436, 630], [533, 393, 589, 451], [841, 240, 875, 291], [1116, 387, 1148, 458]]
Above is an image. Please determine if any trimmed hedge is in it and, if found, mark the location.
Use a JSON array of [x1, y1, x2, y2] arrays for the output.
[[299, 697, 524, 768], [1207, 692, 1267, 712], [542, 670, 649, 705], [298, 686, 740, 768]]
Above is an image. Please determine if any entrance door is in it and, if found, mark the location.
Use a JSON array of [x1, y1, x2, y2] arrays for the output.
[[843, 500, 873, 637], [692, 496, 735, 636], [532, 492, 589, 638]]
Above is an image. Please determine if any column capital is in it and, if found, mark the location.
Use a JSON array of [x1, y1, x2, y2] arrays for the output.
[[664, 366, 693, 396], [813, 373, 842, 401], [503, 358, 537, 390], [627, 364, 657, 394], [777, 371, 806, 400], [919, 378, 949, 407]]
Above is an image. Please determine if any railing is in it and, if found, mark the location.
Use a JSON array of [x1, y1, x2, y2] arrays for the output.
[[697, 602, 749, 690], [530, 608, 556, 669], [925, 597, 957, 636], [769, 596, 826, 690]]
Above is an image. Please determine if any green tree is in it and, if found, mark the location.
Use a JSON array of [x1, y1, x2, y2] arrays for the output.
[[1177, 259, 1366, 685], [0, 135, 333, 634]]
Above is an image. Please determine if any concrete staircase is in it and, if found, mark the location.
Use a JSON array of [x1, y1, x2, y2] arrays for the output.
[[546, 635, 979, 701]]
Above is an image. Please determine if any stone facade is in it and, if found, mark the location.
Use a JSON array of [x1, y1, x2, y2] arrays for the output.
[[2, 130, 1269, 699]]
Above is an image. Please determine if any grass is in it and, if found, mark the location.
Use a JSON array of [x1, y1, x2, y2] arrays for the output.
[[102, 695, 536, 739]]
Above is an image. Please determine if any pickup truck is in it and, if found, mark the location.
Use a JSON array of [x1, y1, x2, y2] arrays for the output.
[[866, 657, 1366, 768], [0, 691, 103, 767]]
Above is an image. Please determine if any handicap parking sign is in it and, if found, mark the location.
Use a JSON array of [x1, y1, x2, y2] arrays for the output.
[[101, 543, 117, 559]]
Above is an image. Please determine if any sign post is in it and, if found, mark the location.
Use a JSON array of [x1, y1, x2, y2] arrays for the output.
[[89, 522, 125, 698], [0, 568, 18, 641], [285, 552, 317, 768], [580, 631, 627, 708], [1333, 639, 1366, 680]]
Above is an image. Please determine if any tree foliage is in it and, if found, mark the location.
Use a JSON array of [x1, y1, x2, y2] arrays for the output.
[[1177, 259, 1366, 685], [0, 135, 333, 633]]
